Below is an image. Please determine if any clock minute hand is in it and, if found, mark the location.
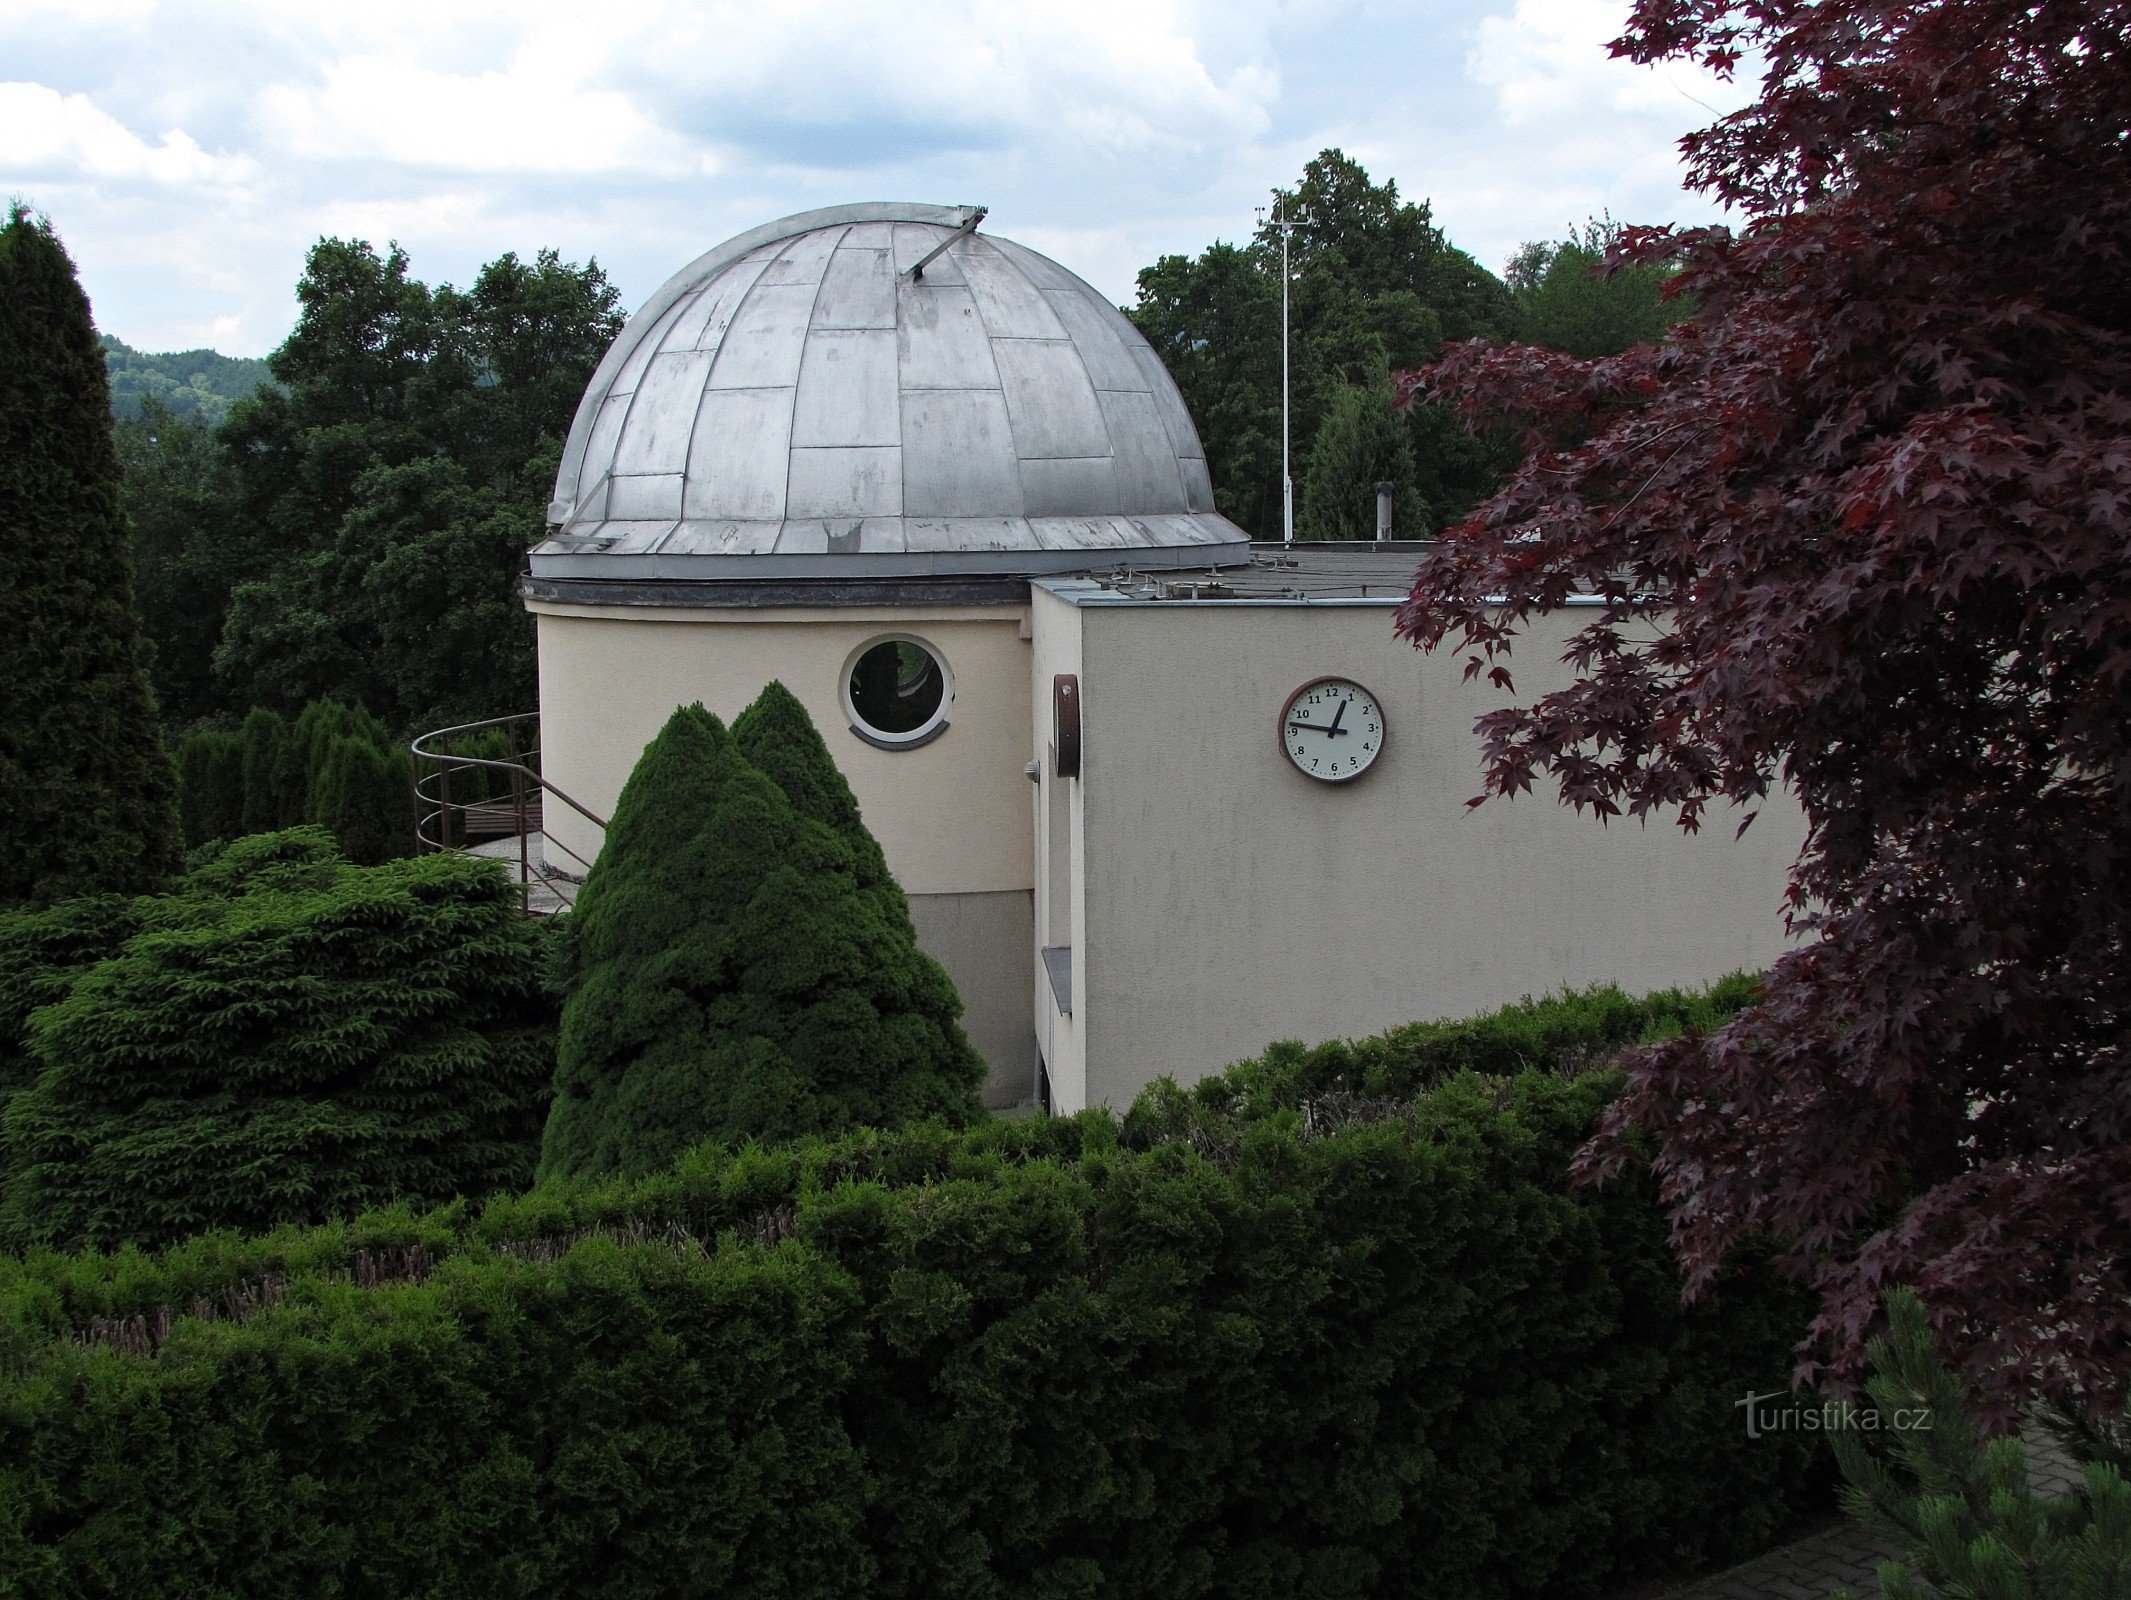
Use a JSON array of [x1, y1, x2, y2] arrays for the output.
[[1287, 719, 1332, 735]]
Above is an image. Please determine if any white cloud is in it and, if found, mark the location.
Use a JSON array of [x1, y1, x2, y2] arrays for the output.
[[605, 0, 1275, 167], [0, 0, 1759, 355], [0, 81, 252, 185], [1452, 0, 1755, 249], [257, 50, 694, 176], [1470, 0, 1737, 124]]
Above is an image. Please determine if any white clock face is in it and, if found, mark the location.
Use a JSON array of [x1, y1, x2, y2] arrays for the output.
[[1281, 677, 1386, 783]]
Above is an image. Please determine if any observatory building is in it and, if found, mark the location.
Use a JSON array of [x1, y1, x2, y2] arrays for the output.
[[524, 203, 1799, 1112]]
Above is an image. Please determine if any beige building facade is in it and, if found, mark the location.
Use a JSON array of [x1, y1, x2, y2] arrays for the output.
[[1024, 572, 1800, 1112], [523, 203, 1801, 1113], [530, 595, 1040, 1093], [527, 555, 1802, 1112]]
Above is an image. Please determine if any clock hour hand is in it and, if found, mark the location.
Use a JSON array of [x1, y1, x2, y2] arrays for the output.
[[1326, 697, 1349, 737]]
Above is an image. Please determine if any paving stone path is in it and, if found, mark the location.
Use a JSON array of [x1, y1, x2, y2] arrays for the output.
[[1653, 1434, 2085, 1600], [464, 835, 578, 914]]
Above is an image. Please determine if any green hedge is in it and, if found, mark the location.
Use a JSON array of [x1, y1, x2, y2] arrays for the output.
[[0, 1036, 1825, 1598], [0, 832, 558, 1251], [175, 701, 413, 864], [1130, 976, 1761, 1129]]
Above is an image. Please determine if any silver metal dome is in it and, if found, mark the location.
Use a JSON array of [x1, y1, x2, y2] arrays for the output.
[[532, 203, 1248, 579]]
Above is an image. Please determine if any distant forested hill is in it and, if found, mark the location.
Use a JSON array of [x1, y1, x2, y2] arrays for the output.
[[101, 334, 273, 422]]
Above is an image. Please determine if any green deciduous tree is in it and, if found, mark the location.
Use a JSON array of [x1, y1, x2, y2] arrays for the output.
[[540, 704, 984, 1183], [112, 397, 247, 726], [107, 240, 618, 733], [99, 334, 271, 424], [0, 206, 180, 904], [1130, 243, 1283, 530], [0, 837, 557, 1251], [1507, 218, 1686, 359], [1132, 150, 1515, 537], [209, 243, 620, 728]]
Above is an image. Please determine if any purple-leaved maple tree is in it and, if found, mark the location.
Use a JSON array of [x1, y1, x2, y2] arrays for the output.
[[1396, 0, 2130, 1421]]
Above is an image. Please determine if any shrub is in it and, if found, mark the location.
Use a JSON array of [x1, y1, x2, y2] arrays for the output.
[[174, 729, 244, 849], [1831, 1289, 2131, 1599], [0, 833, 349, 1084], [1125, 976, 1758, 1136], [539, 704, 984, 1183], [0, 843, 558, 1251], [237, 705, 288, 833], [314, 734, 412, 866], [177, 700, 415, 864], [0, 1049, 1824, 1599]]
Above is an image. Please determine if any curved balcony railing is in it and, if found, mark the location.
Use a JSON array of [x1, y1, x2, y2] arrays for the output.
[[410, 712, 607, 915]]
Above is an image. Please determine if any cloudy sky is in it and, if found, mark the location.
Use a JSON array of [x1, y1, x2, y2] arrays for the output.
[[0, 0, 1750, 358]]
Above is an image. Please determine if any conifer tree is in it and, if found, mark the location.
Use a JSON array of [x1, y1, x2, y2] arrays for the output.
[[285, 700, 388, 818], [1831, 1289, 2131, 1599], [0, 205, 178, 903], [316, 735, 410, 865], [238, 706, 289, 833], [733, 679, 898, 907], [1297, 370, 1428, 540], [176, 729, 246, 848], [539, 704, 984, 1183]]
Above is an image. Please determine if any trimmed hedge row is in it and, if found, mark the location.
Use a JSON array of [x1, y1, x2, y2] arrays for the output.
[[1135, 974, 1762, 1125], [176, 701, 414, 865], [0, 1041, 1825, 1599]]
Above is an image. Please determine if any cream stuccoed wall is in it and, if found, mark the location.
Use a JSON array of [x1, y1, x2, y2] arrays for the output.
[[1028, 585, 1088, 1110], [1044, 595, 1804, 1113], [530, 601, 1036, 1100]]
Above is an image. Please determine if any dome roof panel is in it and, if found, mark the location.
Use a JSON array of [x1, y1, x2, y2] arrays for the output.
[[535, 203, 1248, 579]]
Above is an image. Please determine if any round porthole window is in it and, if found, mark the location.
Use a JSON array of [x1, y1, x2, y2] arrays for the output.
[[843, 635, 952, 749]]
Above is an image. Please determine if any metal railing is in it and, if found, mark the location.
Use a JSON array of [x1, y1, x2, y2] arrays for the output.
[[410, 712, 608, 915]]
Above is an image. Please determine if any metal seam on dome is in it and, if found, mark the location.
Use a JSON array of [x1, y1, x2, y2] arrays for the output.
[[785, 226, 848, 532], [951, 234, 1031, 507]]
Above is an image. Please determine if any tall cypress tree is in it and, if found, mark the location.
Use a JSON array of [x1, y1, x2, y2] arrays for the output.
[[0, 207, 178, 903], [238, 706, 289, 833], [539, 704, 984, 1183], [176, 729, 246, 849]]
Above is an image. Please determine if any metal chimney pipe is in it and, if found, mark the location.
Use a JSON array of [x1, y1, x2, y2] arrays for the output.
[[1375, 481, 1395, 541]]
